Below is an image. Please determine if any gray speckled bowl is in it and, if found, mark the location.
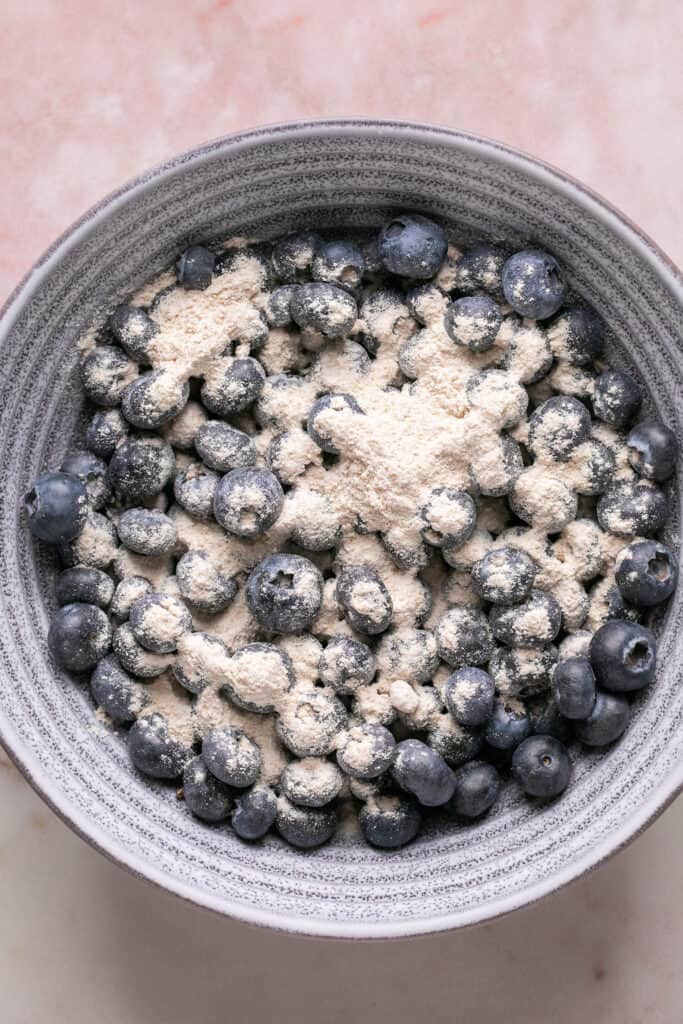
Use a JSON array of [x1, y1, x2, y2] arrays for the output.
[[1, 120, 682, 939]]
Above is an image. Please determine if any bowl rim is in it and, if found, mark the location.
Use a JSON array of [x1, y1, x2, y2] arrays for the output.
[[2, 117, 683, 940]]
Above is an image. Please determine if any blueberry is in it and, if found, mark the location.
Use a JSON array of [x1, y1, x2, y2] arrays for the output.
[[109, 304, 159, 361], [553, 656, 596, 719], [25, 471, 87, 544], [182, 755, 234, 822], [484, 699, 531, 751], [174, 462, 219, 520], [281, 758, 343, 807], [510, 467, 578, 532], [48, 602, 111, 672], [246, 553, 323, 633], [377, 628, 439, 684], [418, 487, 476, 548], [200, 357, 265, 417], [574, 439, 616, 495], [490, 590, 562, 647], [319, 635, 376, 694], [202, 726, 262, 788], [112, 622, 174, 678], [526, 692, 573, 743], [336, 723, 396, 780], [60, 451, 111, 510], [381, 528, 431, 570], [593, 370, 642, 429], [503, 319, 555, 383], [254, 373, 311, 429], [444, 295, 503, 352], [615, 539, 678, 607], [129, 592, 192, 653], [85, 408, 128, 459], [391, 738, 456, 807], [527, 396, 592, 462], [471, 546, 536, 605], [378, 214, 448, 279], [58, 510, 118, 570], [213, 467, 284, 538], [627, 421, 678, 482], [265, 285, 298, 327], [428, 716, 483, 768], [122, 370, 190, 429], [435, 607, 493, 668], [128, 713, 192, 779], [108, 437, 175, 504], [271, 231, 322, 283], [173, 631, 231, 694], [547, 305, 604, 365], [276, 690, 347, 757], [214, 245, 274, 290], [444, 667, 495, 726], [576, 691, 630, 746], [195, 421, 256, 473], [590, 619, 656, 692], [502, 249, 566, 319], [358, 288, 410, 355], [275, 797, 337, 849], [445, 761, 500, 818], [597, 480, 668, 537], [289, 492, 341, 551], [176, 550, 237, 614], [405, 283, 447, 325], [110, 576, 153, 620], [290, 282, 358, 338], [469, 434, 524, 497], [452, 244, 507, 298], [90, 655, 149, 723], [307, 392, 364, 454], [81, 345, 136, 407], [55, 566, 114, 608], [512, 734, 571, 798], [232, 785, 278, 840], [489, 644, 557, 699], [311, 240, 365, 292], [336, 565, 393, 635], [358, 795, 421, 849], [117, 508, 177, 556], [176, 245, 214, 290]]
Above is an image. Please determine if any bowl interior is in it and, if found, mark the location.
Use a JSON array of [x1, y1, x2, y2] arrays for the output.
[[1, 121, 682, 938]]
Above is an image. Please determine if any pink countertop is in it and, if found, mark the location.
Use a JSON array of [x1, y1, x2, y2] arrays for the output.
[[1, 2, 683, 1022]]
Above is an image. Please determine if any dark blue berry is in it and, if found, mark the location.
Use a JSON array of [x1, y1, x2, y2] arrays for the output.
[[200, 357, 265, 417], [453, 244, 507, 298], [128, 713, 192, 779], [358, 796, 421, 849], [196, 421, 256, 472], [108, 437, 175, 504], [110, 575, 152, 620], [202, 726, 262, 788], [502, 249, 566, 319], [272, 231, 322, 283], [597, 480, 668, 537], [378, 214, 448, 279], [176, 550, 237, 614], [57, 510, 117, 571], [307, 392, 364, 454], [55, 566, 114, 608], [590, 619, 656, 692], [471, 546, 536, 606], [214, 246, 274, 290], [275, 798, 337, 849], [484, 699, 531, 751], [336, 565, 393, 635], [593, 370, 642, 429], [122, 370, 190, 429], [512, 734, 571, 798], [109, 304, 159, 361], [319, 635, 376, 694], [129, 592, 191, 653], [428, 718, 482, 767], [290, 282, 358, 338], [173, 632, 230, 694], [117, 508, 177, 556], [405, 283, 446, 325], [435, 607, 493, 668], [112, 622, 173, 678], [444, 295, 502, 352], [60, 451, 111, 510], [281, 759, 343, 807], [490, 590, 562, 646], [553, 657, 596, 719], [81, 345, 136, 407], [213, 467, 284, 538], [547, 305, 604, 365], [615, 539, 678, 607], [246, 553, 323, 633], [381, 528, 432, 570], [90, 654, 149, 723], [265, 285, 298, 327], [444, 667, 495, 726], [445, 760, 500, 818], [336, 723, 396, 780], [183, 755, 234, 822], [392, 738, 456, 807], [25, 471, 87, 544], [489, 644, 557, 700], [527, 396, 591, 461], [627, 421, 678, 482], [576, 691, 630, 746], [232, 785, 277, 840], [526, 692, 573, 743], [378, 628, 439, 684], [176, 245, 214, 290], [48, 602, 111, 672], [418, 487, 476, 547], [575, 440, 616, 495], [276, 689, 347, 757], [85, 408, 128, 459], [312, 240, 365, 292], [174, 462, 219, 520]]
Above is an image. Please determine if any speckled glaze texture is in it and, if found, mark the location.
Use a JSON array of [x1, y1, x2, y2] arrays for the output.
[[0, 120, 682, 939]]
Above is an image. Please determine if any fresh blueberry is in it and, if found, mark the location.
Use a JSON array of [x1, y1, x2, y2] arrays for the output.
[[319, 636, 376, 694], [590, 619, 656, 692], [90, 654, 149, 723], [501, 249, 566, 319], [55, 566, 114, 608], [418, 487, 476, 548], [526, 692, 573, 743], [117, 508, 177, 556], [527, 396, 592, 461], [471, 546, 536, 605], [289, 492, 341, 551], [444, 295, 503, 352], [469, 433, 525, 497], [574, 439, 616, 495], [445, 761, 500, 818], [484, 699, 531, 751], [214, 245, 274, 290], [265, 285, 298, 327], [381, 528, 432, 570], [444, 667, 495, 726], [490, 590, 562, 647], [121, 370, 190, 429], [25, 471, 87, 543], [378, 214, 448, 279], [85, 408, 129, 459], [276, 689, 347, 757], [336, 565, 393, 635], [311, 240, 365, 292], [377, 628, 439, 684], [281, 758, 343, 807], [58, 510, 118, 571], [176, 245, 214, 290], [246, 553, 323, 633], [336, 723, 396, 780], [597, 480, 668, 536], [489, 644, 557, 700], [627, 421, 678, 482], [271, 231, 322, 283], [196, 421, 256, 473], [213, 467, 284, 537], [128, 712, 192, 779], [512, 734, 571, 798], [290, 282, 358, 338], [112, 622, 174, 678], [108, 437, 175, 504], [202, 726, 262, 788], [81, 345, 136, 407], [428, 713, 483, 768], [109, 304, 159, 361], [553, 656, 596, 719], [307, 392, 364, 454], [174, 462, 220, 520], [60, 451, 111, 510], [453, 244, 507, 298], [392, 738, 456, 807], [357, 288, 409, 355], [275, 797, 337, 849], [435, 607, 494, 668], [232, 785, 278, 840], [176, 550, 238, 614], [110, 576, 153, 620], [200, 357, 265, 417], [129, 592, 192, 653], [405, 283, 447, 325], [48, 602, 112, 672], [615, 539, 678, 607], [547, 304, 604, 365], [183, 755, 234, 822], [593, 370, 642, 429], [576, 691, 630, 746], [358, 795, 421, 849], [173, 631, 231, 694]]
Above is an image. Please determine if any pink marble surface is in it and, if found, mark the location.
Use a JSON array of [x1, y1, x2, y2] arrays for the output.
[[1, 2, 683, 1021]]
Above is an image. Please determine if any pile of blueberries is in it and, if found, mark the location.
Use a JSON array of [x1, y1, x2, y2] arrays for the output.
[[23, 211, 680, 851]]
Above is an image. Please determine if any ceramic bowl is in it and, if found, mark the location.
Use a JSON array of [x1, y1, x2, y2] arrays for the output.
[[1, 120, 682, 939]]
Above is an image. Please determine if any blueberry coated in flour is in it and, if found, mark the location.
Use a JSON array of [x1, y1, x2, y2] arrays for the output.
[[174, 462, 219, 520], [58, 510, 117, 570], [335, 564, 393, 635], [60, 451, 111, 510], [195, 421, 256, 472], [576, 691, 630, 747], [471, 546, 537, 604], [511, 735, 571, 799], [290, 282, 358, 338], [592, 369, 642, 429], [271, 231, 322, 283], [117, 508, 177, 556], [359, 796, 421, 849], [527, 396, 591, 461], [183, 755, 234, 823], [200, 357, 265, 417], [112, 622, 173, 678], [55, 566, 115, 609], [48, 602, 112, 672], [128, 592, 192, 654], [85, 408, 128, 459], [489, 590, 562, 647], [489, 644, 557, 700], [418, 487, 476, 548], [378, 213, 448, 279], [392, 739, 456, 807], [596, 480, 668, 537], [122, 370, 190, 430], [173, 632, 230, 694], [109, 304, 159, 362], [435, 606, 494, 668], [275, 798, 337, 849], [615, 540, 678, 607], [336, 723, 396, 780], [213, 466, 284, 537], [128, 713, 193, 779], [232, 786, 277, 840], [445, 760, 500, 819], [547, 304, 604, 365], [90, 654, 149, 724], [110, 576, 153, 620], [276, 689, 347, 758], [405, 283, 446, 325], [108, 437, 175, 504], [202, 726, 262, 788], [311, 240, 365, 292], [452, 244, 507, 298], [280, 759, 343, 807], [176, 245, 215, 290], [81, 345, 136, 407], [265, 284, 298, 327], [444, 667, 495, 727], [501, 249, 566, 320], [25, 471, 88, 544], [307, 392, 364, 454], [246, 553, 323, 633], [590, 619, 656, 692], [627, 421, 678, 482], [553, 657, 596, 720], [444, 295, 503, 353], [319, 635, 376, 694], [176, 550, 238, 614]]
